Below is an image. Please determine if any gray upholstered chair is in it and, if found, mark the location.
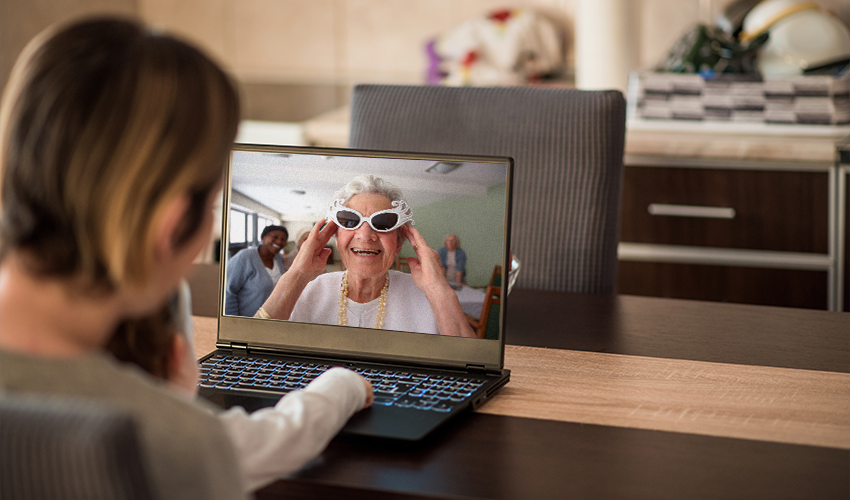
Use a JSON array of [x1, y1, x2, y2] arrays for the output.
[[188, 262, 221, 317], [0, 396, 155, 500], [349, 84, 626, 293]]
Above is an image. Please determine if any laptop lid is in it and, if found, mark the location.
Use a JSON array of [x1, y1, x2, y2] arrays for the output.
[[216, 144, 513, 372]]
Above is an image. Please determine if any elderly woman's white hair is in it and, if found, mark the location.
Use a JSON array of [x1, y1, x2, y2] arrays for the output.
[[332, 174, 405, 204], [444, 234, 461, 248]]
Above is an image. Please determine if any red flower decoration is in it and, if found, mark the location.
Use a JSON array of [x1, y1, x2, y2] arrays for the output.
[[489, 9, 512, 22]]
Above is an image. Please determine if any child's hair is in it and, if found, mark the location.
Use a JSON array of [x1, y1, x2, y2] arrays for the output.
[[106, 282, 194, 381], [107, 303, 176, 380], [0, 16, 240, 292]]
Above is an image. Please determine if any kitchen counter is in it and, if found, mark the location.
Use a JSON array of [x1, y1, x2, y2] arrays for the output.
[[302, 105, 352, 149], [302, 104, 848, 163], [625, 119, 846, 164]]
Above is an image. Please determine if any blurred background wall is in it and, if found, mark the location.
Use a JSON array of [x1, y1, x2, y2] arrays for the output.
[[4, 0, 848, 122]]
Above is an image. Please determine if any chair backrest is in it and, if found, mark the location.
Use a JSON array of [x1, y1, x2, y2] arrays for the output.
[[349, 84, 626, 293], [394, 255, 411, 273], [477, 285, 502, 340], [0, 396, 155, 500], [489, 265, 503, 288], [188, 262, 221, 317]]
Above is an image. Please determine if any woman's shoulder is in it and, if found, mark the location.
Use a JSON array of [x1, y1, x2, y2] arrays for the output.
[[300, 271, 344, 296], [228, 247, 258, 265], [291, 271, 345, 322], [384, 272, 438, 333], [0, 349, 244, 498], [311, 271, 344, 284], [0, 349, 218, 420], [387, 270, 418, 289]]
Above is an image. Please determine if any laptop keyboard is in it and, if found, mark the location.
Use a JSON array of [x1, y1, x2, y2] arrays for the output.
[[198, 354, 486, 412]]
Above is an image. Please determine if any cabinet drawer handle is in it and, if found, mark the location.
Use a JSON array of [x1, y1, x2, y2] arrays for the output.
[[647, 204, 736, 219]]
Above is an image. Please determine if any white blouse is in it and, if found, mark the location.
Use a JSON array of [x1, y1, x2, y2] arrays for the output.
[[289, 270, 439, 335], [264, 257, 283, 284]]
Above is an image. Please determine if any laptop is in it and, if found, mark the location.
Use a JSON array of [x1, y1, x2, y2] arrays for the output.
[[198, 143, 513, 440]]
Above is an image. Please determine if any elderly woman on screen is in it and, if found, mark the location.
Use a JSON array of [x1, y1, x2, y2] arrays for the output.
[[257, 175, 476, 338]]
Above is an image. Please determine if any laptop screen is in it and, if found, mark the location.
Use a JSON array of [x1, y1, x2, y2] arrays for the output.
[[217, 144, 512, 370]]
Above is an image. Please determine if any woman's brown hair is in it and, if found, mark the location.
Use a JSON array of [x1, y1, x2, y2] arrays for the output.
[[0, 16, 240, 292]]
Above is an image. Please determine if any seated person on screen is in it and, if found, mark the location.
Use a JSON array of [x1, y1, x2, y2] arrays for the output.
[[225, 225, 288, 317], [256, 175, 477, 338], [107, 283, 373, 492], [438, 233, 466, 287]]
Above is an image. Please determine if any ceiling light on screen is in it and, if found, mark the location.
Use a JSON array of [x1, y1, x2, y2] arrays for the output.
[[426, 161, 461, 174]]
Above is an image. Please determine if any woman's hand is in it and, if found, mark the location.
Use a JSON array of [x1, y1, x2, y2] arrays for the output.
[[257, 220, 336, 320], [402, 225, 449, 294], [288, 220, 336, 282], [402, 225, 477, 338]]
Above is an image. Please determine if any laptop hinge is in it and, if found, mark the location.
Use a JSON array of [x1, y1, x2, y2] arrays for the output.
[[466, 364, 487, 374], [230, 342, 248, 354]]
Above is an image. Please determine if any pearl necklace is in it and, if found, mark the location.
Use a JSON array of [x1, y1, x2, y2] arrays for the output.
[[338, 271, 389, 329]]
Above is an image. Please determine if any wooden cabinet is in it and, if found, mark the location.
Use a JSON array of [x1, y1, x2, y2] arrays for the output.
[[618, 261, 829, 309], [620, 167, 829, 253], [617, 155, 839, 310]]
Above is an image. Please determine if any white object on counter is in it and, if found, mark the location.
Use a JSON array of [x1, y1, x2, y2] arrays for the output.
[[236, 120, 305, 146], [575, 0, 639, 93], [741, 0, 850, 77]]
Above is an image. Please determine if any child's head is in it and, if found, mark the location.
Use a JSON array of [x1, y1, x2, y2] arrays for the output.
[[106, 283, 199, 397]]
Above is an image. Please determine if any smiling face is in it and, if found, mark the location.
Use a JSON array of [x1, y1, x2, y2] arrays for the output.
[[260, 230, 287, 255], [336, 193, 402, 281]]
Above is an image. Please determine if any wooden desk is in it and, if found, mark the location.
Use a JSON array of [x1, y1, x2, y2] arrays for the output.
[[192, 291, 850, 499]]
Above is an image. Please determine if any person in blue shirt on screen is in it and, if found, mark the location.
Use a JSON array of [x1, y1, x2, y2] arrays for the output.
[[438, 234, 466, 287], [225, 225, 288, 317]]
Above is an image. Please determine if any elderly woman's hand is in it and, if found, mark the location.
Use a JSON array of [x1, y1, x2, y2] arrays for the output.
[[402, 225, 449, 294], [288, 220, 336, 282], [257, 220, 336, 320], [402, 226, 477, 338]]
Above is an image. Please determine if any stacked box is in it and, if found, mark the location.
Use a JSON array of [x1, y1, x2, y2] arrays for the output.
[[630, 72, 850, 125]]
